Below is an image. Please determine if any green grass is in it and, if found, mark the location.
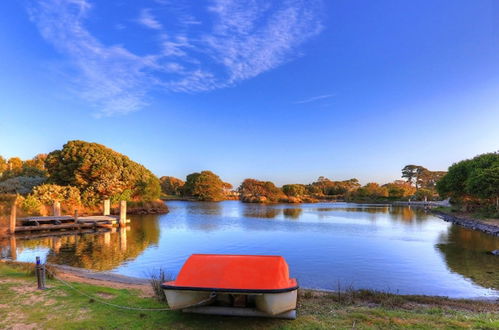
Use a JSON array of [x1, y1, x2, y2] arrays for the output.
[[0, 263, 498, 329]]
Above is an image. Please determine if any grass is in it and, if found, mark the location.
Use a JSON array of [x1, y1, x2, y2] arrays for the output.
[[0, 262, 498, 329]]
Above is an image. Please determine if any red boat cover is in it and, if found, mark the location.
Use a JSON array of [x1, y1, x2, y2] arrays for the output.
[[164, 254, 297, 291]]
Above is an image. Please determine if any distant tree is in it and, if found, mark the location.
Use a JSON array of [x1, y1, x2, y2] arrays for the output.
[[160, 176, 185, 196], [0, 156, 7, 175], [183, 170, 227, 201], [23, 154, 47, 171], [353, 183, 388, 199], [45, 140, 161, 205], [238, 179, 284, 203], [7, 157, 23, 171], [282, 184, 307, 197], [401, 165, 426, 189], [413, 188, 435, 201], [383, 181, 416, 199]]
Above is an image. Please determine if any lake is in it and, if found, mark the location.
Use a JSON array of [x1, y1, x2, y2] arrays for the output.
[[5, 201, 499, 298]]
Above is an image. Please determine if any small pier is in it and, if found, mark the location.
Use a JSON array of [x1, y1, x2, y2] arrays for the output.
[[2, 199, 129, 235]]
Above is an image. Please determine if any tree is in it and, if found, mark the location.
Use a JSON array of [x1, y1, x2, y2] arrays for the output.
[[466, 167, 499, 210], [160, 176, 185, 196], [352, 183, 388, 199], [401, 165, 426, 189], [282, 184, 307, 197], [182, 171, 227, 201], [437, 152, 499, 210], [0, 156, 7, 175], [383, 181, 416, 199], [45, 140, 161, 205], [238, 179, 284, 203]]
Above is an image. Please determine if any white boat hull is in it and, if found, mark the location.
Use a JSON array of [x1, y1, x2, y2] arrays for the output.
[[163, 289, 298, 316]]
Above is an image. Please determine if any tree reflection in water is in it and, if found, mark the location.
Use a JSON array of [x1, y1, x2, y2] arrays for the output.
[[9, 215, 160, 271], [437, 225, 499, 290]]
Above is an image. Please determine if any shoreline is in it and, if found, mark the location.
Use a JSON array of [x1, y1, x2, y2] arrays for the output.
[[1, 261, 498, 329], [2, 260, 497, 302], [432, 210, 499, 237]]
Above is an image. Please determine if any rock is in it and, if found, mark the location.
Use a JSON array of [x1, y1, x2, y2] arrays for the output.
[[491, 250, 499, 256]]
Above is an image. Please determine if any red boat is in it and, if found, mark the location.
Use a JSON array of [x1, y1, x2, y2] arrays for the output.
[[162, 254, 298, 318]]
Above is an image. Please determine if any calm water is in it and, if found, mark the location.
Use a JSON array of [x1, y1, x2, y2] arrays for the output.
[[4, 201, 499, 298]]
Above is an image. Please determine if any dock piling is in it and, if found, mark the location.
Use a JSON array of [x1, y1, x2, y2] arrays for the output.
[[9, 196, 16, 235], [119, 200, 127, 227], [53, 201, 61, 217], [103, 199, 110, 216]]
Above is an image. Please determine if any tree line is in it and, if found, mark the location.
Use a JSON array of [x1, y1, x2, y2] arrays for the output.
[[160, 166, 445, 204]]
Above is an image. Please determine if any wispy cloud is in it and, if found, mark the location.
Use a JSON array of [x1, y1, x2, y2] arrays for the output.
[[295, 93, 334, 104], [28, 0, 324, 115], [137, 9, 162, 30]]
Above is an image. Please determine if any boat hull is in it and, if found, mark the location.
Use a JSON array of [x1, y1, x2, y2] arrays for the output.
[[163, 289, 297, 315], [164, 289, 213, 310]]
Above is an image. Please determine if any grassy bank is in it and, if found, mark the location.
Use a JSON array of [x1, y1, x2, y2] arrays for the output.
[[0, 263, 498, 329]]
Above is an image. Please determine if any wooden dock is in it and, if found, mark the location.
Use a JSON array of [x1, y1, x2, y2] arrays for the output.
[[1, 199, 130, 235], [14, 215, 128, 233]]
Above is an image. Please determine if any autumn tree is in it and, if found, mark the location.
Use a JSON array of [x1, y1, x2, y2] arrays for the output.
[[383, 181, 416, 199], [45, 140, 161, 205], [238, 179, 285, 203], [182, 171, 227, 201], [282, 184, 307, 197], [351, 183, 388, 200], [160, 176, 185, 196]]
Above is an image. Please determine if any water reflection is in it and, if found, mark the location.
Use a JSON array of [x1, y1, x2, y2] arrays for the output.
[[437, 225, 499, 290], [283, 208, 302, 219], [2, 201, 499, 298], [243, 205, 282, 219]]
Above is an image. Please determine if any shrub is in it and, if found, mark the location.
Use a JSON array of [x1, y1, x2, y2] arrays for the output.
[[0, 176, 46, 195]]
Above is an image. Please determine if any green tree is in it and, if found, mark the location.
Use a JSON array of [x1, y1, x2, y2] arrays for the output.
[[466, 167, 499, 210], [183, 171, 226, 201], [45, 140, 160, 205], [437, 152, 499, 210]]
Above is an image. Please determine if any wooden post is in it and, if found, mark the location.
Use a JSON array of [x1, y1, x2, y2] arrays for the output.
[[119, 227, 127, 251], [119, 200, 127, 227], [9, 196, 16, 235], [53, 201, 61, 217], [9, 236, 17, 260], [103, 199, 110, 216]]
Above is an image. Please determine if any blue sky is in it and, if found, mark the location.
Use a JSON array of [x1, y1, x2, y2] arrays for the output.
[[1, 0, 499, 186]]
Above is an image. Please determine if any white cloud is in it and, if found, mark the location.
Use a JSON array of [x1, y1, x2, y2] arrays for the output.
[[295, 93, 334, 104], [137, 9, 162, 30], [28, 0, 324, 115]]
